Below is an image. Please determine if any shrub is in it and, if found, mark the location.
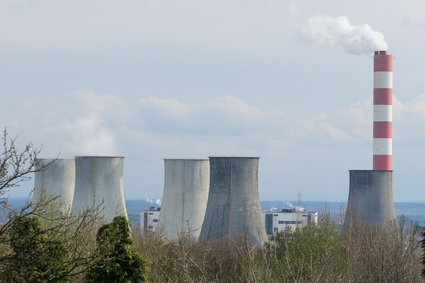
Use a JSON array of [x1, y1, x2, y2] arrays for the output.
[[1, 216, 67, 282], [262, 215, 347, 282], [86, 216, 148, 282]]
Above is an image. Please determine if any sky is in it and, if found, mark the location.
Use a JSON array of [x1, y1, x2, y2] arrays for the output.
[[2, 0, 425, 202]]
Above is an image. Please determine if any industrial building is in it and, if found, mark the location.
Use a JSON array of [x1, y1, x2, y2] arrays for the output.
[[200, 157, 268, 246], [33, 158, 75, 213], [140, 207, 161, 233], [344, 51, 397, 228], [264, 208, 318, 236], [141, 206, 317, 237], [71, 156, 128, 221]]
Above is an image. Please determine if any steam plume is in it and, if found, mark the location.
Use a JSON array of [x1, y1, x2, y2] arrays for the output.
[[145, 197, 162, 206], [287, 202, 306, 212], [303, 15, 388, 54]]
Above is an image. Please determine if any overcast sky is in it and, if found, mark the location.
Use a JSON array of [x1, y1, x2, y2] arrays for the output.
[[2, 0, 425, 202]]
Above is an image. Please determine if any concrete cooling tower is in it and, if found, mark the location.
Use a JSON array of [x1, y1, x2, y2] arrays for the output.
[[71, 156, 127, 221], [344, 51, 396, 228], [199, 157, 268, 246], [344, 170, 396, 227], [33, 159, 75, 212], [158, 159, 210, 241]]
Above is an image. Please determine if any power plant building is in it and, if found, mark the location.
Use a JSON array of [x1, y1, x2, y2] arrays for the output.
[[141, 207, 161, 233], [71, 156, 127, 221], [200, 157, 268, 246], [158, 159, 210, 241], [264, 209, 318, 236], [33, 158, 75, 212], [344, 51, 396, 227]]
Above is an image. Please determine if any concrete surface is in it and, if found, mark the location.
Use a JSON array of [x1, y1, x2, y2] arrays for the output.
[[33, 158, 75, 213], [344, 170, 396, 228], [199, 157, 268, 246], [71, 156, 127, 221], [158, 159, 210, 241]]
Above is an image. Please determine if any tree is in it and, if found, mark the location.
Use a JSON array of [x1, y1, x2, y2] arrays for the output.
[[1, 216, 67, 282], [86, 216, 149, 282], [0, 197, 104, 282], [263, 214, 347, 282], [0, 129, 102, 281], [0, 128, 47, 266], [0, 129, 44, 199]]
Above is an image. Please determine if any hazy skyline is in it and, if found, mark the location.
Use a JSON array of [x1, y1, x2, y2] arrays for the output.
[[2, 0, 425, 202]]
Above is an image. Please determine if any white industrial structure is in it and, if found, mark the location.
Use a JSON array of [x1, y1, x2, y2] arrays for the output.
[[71, 156, 127, 221], [264, 209, 318, 236], [158, 159, 210, 241], [33, 158, 75, 213], [140, 207, 161, 233]]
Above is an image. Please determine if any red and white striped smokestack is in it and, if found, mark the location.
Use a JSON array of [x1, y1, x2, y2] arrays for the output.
[[373, 50, 392, 170]]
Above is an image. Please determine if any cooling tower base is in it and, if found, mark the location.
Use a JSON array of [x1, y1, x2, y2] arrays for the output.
[[158, 159, 210, 241], [71, 156, 127, 222], [199, 157, 268, 247], [33, 159, 75, 213], [343, 170, 396, 228]]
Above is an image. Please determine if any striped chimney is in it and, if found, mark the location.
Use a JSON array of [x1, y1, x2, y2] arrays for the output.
[[373, 51, 392, 170]]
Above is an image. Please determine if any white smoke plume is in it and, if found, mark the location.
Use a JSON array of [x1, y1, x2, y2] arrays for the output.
[[145, 197, 162, 206], [286, 202, 306, 212], [302, 15, 388, 54]]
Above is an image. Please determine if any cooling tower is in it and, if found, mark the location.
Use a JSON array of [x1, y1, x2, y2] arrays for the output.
[[344, 51, 396, 227], [33, 159, 75, 212], [71, 156, 127, 221], [199, 157, 268, 246], [158, 159, 210, 241], [344, 170, 396, 227]]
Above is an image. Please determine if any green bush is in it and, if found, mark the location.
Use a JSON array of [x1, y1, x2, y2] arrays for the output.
[[1, 216, 67, 282], [86, 216, 148, 283], [263, 215, 347, 282]]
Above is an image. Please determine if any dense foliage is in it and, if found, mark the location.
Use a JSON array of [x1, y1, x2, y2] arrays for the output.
[[136, 217, 423, 282], [86, 216, 148, 283], [1, 216, 67, 282], [262, 215, 347, 281]]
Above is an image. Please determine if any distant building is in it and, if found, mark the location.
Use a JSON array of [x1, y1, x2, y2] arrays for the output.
[[140, 206, 318, 237], [264, 208, 318, 236], [140, 207, 160, 233]]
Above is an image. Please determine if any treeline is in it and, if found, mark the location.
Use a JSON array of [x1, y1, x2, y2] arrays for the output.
[[0, 130, 148, 282], [0, 199, 148, 282], [1, 200, 422, 282], [136, 215, 423, 282]]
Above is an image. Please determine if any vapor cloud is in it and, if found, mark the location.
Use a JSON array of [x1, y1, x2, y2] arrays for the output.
[[145, 197, 162, 206], [302, 15, 388, 54]]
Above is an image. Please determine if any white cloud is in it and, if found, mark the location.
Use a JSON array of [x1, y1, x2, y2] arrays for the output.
[[10, 90, 425, 159], [139, 97, 190, 117], [31, 91, 132, 157], [4, 89, 425, 201], [318, 122, 351, 140], [210, 96, 261, 118]]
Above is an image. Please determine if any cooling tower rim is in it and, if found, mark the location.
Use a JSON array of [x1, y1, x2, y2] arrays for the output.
[[349, 169, 393, 172], [75, 155, 124, 159], [36, 158, 75, 161], [209, 156, 260, 159], [163, 158, 209, 161]]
